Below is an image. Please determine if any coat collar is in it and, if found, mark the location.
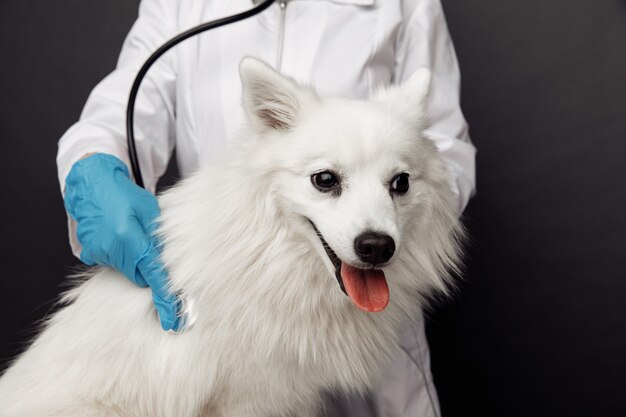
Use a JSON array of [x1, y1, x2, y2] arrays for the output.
[[253, 0, 375, 6]]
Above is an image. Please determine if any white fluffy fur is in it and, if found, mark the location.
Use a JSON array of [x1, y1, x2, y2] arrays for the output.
[[0, 58, 463, 417]]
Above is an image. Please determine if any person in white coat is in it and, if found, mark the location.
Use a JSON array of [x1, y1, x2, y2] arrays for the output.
[[57, 0, 476, 415]]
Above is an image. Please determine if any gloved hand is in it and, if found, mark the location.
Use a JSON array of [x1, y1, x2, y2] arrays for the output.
[[64, 153, 181, 331]]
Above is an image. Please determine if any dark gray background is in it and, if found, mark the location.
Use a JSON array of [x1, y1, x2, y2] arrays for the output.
[[1, 1, 625, 416]]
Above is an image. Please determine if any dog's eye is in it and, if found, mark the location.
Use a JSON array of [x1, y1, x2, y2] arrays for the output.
[[390, 173, 409, 194], [311, 171, 340, 192]]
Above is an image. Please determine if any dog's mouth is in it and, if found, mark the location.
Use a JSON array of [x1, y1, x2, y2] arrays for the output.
[[308, 220, 389, 313]]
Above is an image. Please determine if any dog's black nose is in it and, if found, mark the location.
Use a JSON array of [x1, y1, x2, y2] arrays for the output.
[[354, 232, 395, 265]]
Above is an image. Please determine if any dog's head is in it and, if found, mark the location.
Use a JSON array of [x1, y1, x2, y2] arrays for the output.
[[239, 57, 462, 312]]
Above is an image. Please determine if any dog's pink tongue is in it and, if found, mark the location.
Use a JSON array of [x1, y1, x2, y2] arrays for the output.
[[341, 263, 389, 312]]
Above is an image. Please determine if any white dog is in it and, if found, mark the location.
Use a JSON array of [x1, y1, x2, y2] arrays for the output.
[[0, 58, 463, 417]]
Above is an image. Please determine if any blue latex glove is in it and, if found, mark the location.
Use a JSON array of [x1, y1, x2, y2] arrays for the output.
[[64, 153, 181, 331]]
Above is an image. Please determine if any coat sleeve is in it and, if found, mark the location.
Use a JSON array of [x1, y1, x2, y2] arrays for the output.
[[56, 0, 179, 256], [395, 0, 476, 214], [57, 0, 177, 190]]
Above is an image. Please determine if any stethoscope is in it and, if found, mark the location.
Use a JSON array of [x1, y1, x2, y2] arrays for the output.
[[125, 0, 276, 332]]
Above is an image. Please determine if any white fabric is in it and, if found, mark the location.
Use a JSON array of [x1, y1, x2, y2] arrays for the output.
[[322, 315, 441, 417], [56, 0, 475, 415]]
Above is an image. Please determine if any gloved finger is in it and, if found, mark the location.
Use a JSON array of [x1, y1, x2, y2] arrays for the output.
[[133, 189, 163, 238], [112, 219, 152, 288], [136, 241, 181, 331], [152, 289, 182, 332], [75, 218, 103, 268]]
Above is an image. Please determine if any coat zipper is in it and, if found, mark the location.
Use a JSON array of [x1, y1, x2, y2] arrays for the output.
[[276, 0, 288, 71]]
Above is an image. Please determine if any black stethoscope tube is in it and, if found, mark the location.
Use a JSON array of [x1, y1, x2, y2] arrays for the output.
[[126, 0, 276, 188]]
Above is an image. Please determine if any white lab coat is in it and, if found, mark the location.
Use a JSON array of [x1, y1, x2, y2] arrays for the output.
[[57, 0, 476, 415]]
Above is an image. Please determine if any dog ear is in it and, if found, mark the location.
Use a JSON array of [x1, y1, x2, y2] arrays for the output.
[[373, 68, 432, 127], [239, 57, 317, 133]]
